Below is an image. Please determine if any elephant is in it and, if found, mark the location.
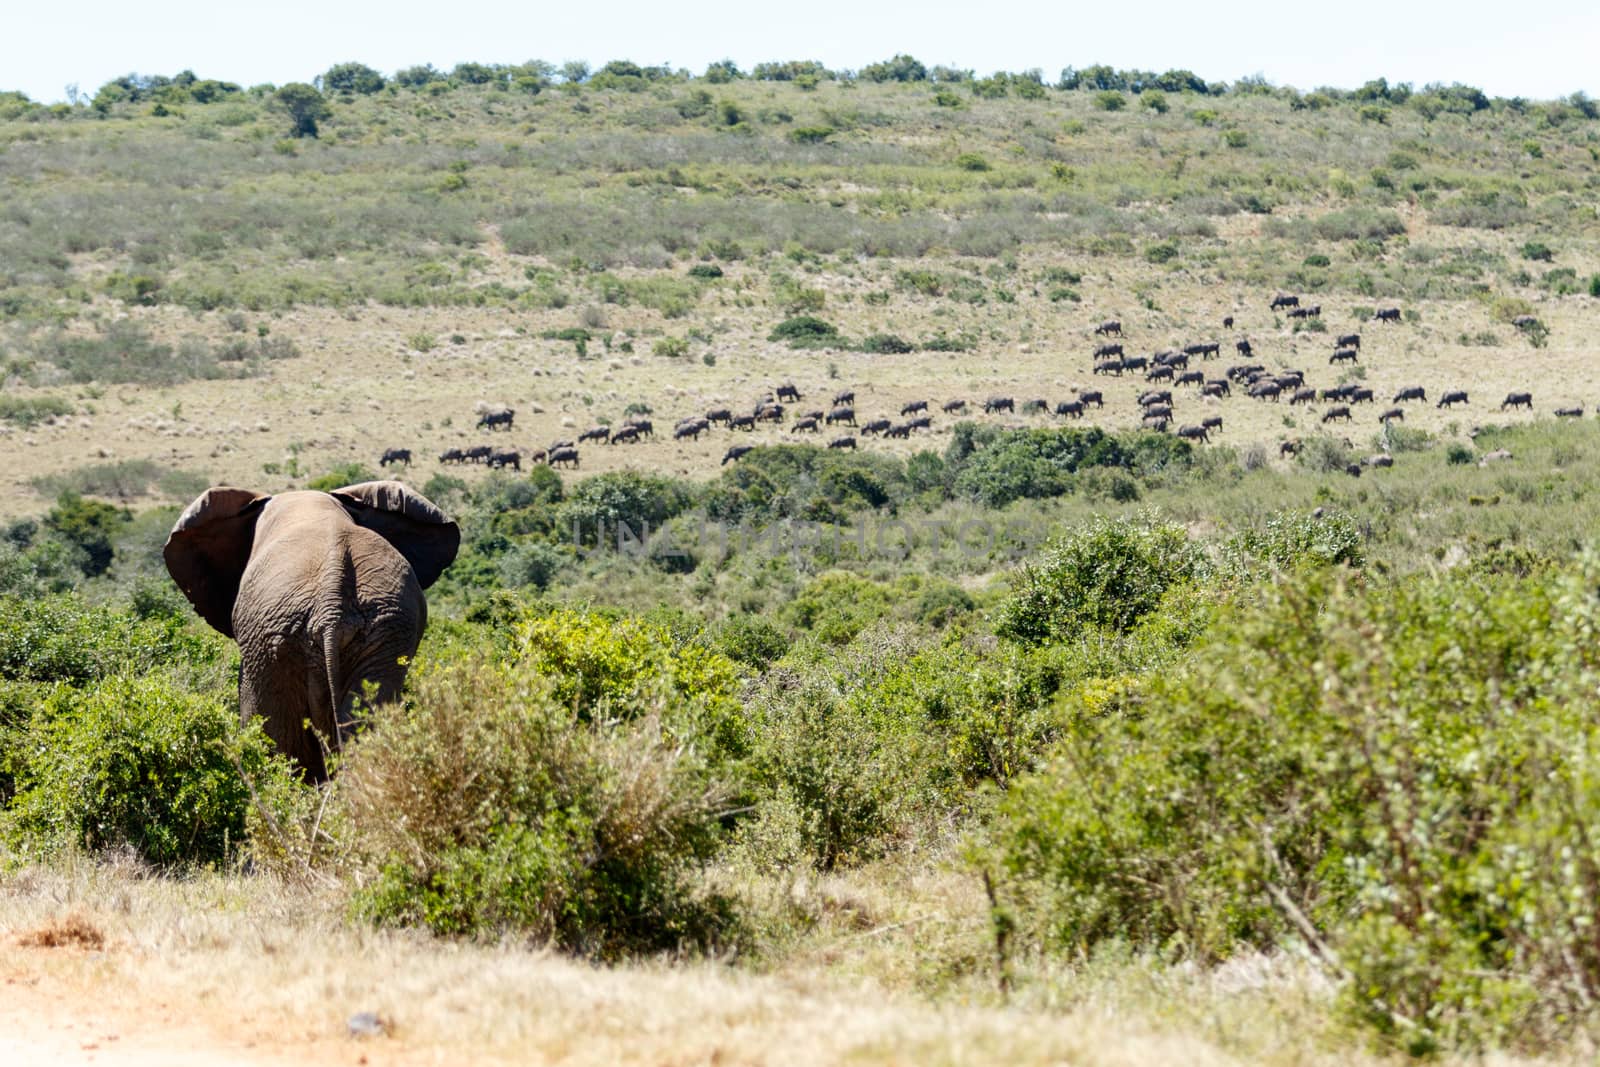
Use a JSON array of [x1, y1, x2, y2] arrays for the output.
[[163, 481, 460, 781]]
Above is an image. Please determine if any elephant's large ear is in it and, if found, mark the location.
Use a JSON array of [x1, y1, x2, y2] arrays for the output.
[[162, 487, 270, 638], [330, 481, 460, 589]]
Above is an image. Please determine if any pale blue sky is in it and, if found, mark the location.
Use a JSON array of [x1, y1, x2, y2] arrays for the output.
[[5, 0, 1597, 103]]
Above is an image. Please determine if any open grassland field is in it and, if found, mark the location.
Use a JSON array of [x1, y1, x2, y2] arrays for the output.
[[1, 74, 1597, 513], [7, 64, 1600, 1064]]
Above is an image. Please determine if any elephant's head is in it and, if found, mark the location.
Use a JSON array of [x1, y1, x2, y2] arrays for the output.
[[163, 481, 460, 639]]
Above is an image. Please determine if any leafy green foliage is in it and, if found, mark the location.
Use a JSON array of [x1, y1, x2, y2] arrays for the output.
[[768, 316, 840, 348], [272, 83, 330, 138], [44, 492, 129, 578]]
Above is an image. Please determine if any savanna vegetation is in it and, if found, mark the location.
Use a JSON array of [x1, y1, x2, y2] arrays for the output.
[[4, 54, 1600, 1063]]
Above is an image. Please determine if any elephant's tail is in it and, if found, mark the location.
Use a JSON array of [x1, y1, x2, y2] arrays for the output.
[[323, 624, 345, 750]]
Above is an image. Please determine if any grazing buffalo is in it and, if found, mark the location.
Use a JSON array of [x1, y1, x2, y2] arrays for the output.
[[1556, 406, 1585, 418], [1289, 387, 1317, 406], [1337, 333, 1361, 350], [706, 408, 734, 425], [1201, 416, 1223, 434], [901, 399, 929, 416], [1280, 438, 1301, 456], [1177, 370, 1205, 387], [828, 436, 857, 450], [1146, 364, 1175, 383], [943, 399, 968, 414], [1223, 315, 1235, 329], [548, 439, 575, 452], [1201, 382, 1228, 399], [1345, 463, 1364, 478], [1236, 339, 1253, 357], [1141, 414, 1170, 432], [1248, 381, 1282, 402], [1121, 356, 1149, 372], [464, 445, 493, 464], [1022, 399, 1048, 414], [579, 425, 610, 444], [984, 396, 1015, 414], [1330, 348, 1359, 365], [1437, 391, 1468, 409], [549, 447, 580, 468], [1094, 342, 1125, 359], [1094, 358, 1125, 376], [673, 420, 708, 441], [1276, 370, 1305, 388], [1322, 405, 1352, 423], [1139, 390, 1172, 407], [1393, 386, 1426, 404], [730, 414, 757, 431], [477, 407, 515, 431], [755, 403, 784, 423], [862, 418, 892, 435], [832, 390, 856, 406], [1095, 319, 1123, 337], [791, 416, 820, 434], [884, 423, 911, 439], [609, 426, 641, 445], [1143, 404, 1173, 421], [826, 406, 856, 426], [1374, 307, 1402, 323], [487, 448, 521, 470], [1288, 305, 1322, 319], [722, 445, 753, 465], [1502, 392, 1533, 410], [1270, 293, 1300, 310], [1177, 424, 1209, 443], [623, 418, 654, 438], [1078, 390, 1104, 408], [1351, 388, 1375, 405], [1183, 342, 1221, 360], [1055, 400, 1085, 419], [438, 447, 465, 465], [379, 447, 412, 467], [776, 383, 802, 403], [1379, 407, 1405, 423], [1512, 315, 1540, 329]]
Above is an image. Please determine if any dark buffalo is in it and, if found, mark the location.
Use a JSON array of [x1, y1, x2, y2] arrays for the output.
[[706, 408, 734, 425], [1393, 386, 1426, 404], [1280, 439, 1301, 456], [1502, 392, 1533, 410], [1270, 293, 1300, 310], [1177, 424, 1209, 443], [1379, 407, 1405, 423], [673, 420, 707, 441], [1094, 358, 1125, 376], [1055, 400, 1085, 419], [1330, 348, 1359, 365], [1276, 371, 1305, 388], [548, 439, 575, 452], [1351, 388, 1375, 405], [1094, 319, 1123, 337], [1337, 333, 1361, 350], [722, 445, 753, 465], [609, 425, 641, 445], [1289, 387, 1317, 406], [1374, 307, 1402, 323], [1512, 315, 1540, 329], [1223, 315, 1235, 329], [1248, 381, 1282, 402], [379, 447, 412, 467], [755, 403, 784, 423], [1143, 404, 1173, 420], [942, 399, 968, 414], [1121, 356, 1149, 372], [791, 416, 820, 433], [861, 418, 892, 435], [1345, 463, 1364, 478], [464, 445, 493, 464], [730, 414, 757, 431], [1322, 405, 1352, 423], [1021, 399, 1048, 414], [487, 448, 521, 470], [549, 447, 580, 468], [984, 396, 1015, 414], [623, 417, 654, 438], [1365, 454, 1394, 468], [1176, 370, 1205, 387], [579, 425, 610, 443], [884, 423, 911, 439], [1200, 382, 1228, 399], [1437, 391, 1469, 409], [776, 383, 802, 403], [828, 436, 857, 450], [1146, 364, 1175, 383], [477, 407, 515, 431], [826, 406, 856, 426], [438, 447, 465, 465], [1201, 415, 1223, 433], [832, 390, 855, 407], [1093, 342, 1124, 359], [901, 399, 929, 416], [1078, 390, 1104, 408], [1139, 390, 1172, 407], [1556, 406, 1585, 418]]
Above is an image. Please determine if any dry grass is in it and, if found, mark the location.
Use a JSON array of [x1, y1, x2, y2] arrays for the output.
[[0, 855, 1587, 1065]]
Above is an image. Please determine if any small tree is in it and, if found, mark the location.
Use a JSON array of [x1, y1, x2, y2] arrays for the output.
[[319, 62, 385, 95], [273, 83, 330, 138]]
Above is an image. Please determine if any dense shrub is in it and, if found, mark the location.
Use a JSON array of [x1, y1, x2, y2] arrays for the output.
[[995, 514, 1199, 643], [3, 676, 285, 867], [946, 425, 1190, 508], [987, 562, 1600, 1049], [342, 652, 734, 956], [767, 316, 841, 348]]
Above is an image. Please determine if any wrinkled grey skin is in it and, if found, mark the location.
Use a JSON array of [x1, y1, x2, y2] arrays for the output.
[[164, 481, 459, 780]]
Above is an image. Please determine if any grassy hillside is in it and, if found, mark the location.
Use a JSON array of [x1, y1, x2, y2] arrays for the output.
[[5, 63, 1600, 1062], [1, 66, 1597, 514]]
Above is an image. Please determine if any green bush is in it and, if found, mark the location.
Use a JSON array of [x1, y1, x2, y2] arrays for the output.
[[342, 652, 733, 956], [987, 562, 1600, 1049], [306, 464, 378, 491], [955, 152, 990, 171], [767, 316, 841, 349], [686, 263, 724, 279], [3, 675, 286, 867], [860, 333, 914, 354], [1095, 91, 1126, 111], [0, 395, 74, 428], [995, 514, 1200, 643]]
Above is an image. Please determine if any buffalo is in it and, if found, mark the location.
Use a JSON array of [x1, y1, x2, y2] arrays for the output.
[[776, 383, 802, 403], [861, 418, 892, 436], [1379, 407, 1405, 423], [901, 399, 930, 416], [379, 447, 411, 467], [1393, 386, 1426, 404], [1337, 333, 1361, 350], [1177, 424, 1209, 443], [1330, 348, 1358, 365], [984, 396, 1015, 414], [1437, 391, 1468, 409], [549, 447, 580, 468], [1270, 294, 1300, 310], [1322, 405, 1352, 423], [477, 407, 515, 431], [832, 390, 856, 407], [1054, 400, 1085, 419], [942, 399, 968, 414], [1502, 392, 1533, 411], [1094, 319, 1123, 337], [1556, 406, 1585, 418], [826, 406, 856, 426], [1078, 390, 1104, 408], [722, 445, 753, 465], [1093, 342, 1124, 359], [828, 436, 857, 450], [1374, 307, 1402, 323], [578, 425, 610, 444], [487, 448, 521, 470]]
